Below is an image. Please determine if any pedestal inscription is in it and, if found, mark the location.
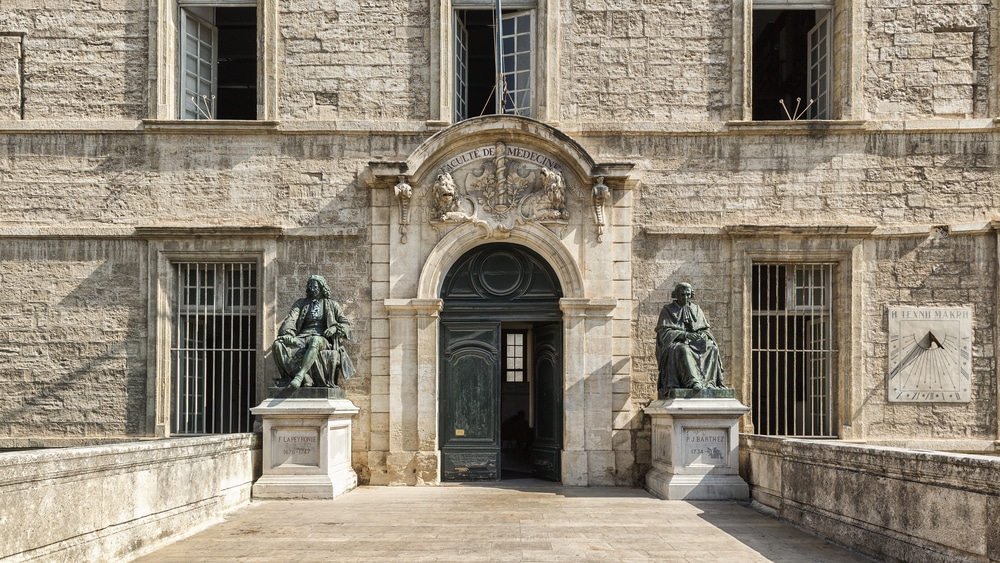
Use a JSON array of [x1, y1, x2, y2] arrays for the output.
[[683, 428, 728, 466], [273, 427, 320, 467]]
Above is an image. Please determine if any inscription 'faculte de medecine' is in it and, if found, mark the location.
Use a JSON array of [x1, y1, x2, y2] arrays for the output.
[[440, 145, 563, 174]]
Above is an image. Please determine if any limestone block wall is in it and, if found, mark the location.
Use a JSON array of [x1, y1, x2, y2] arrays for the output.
[[0, 35, 22, 120], [0, 434, 260, 562], [276, 238, 373, 482], [866, 0, 991, 118], [559, 0, 731, 122], [622, 129, 1000, 448], [0, 238, 147, 444], [2, 123, 999, 478], [864, 231, 997, 441], [741, 436, 1000, 562], [278, 0, 430, 121], [0, 130, 383, 448], [0, 0, 995, 123], [0, 2, 147, 120]]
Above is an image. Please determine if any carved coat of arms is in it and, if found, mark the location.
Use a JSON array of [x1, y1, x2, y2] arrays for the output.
[[429, 141, 569, 237]]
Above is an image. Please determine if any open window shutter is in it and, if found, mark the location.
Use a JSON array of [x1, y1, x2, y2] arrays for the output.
[[500, 11, 531, 117], [181, 9, 217, 119], [454, 14, 469, 122], [807, 13, 830, 119]]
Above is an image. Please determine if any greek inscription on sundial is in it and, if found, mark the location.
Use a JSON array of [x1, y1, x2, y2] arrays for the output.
[[887, 307, 972, 403]]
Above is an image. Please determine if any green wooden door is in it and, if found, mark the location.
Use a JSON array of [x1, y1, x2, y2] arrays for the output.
[[531, 322, 563, 481], [440, 321, 501, 481]]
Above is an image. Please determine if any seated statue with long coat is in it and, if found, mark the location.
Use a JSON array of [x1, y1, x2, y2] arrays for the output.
[[272, 275, 355, 389], [655, 283, 724, 395]]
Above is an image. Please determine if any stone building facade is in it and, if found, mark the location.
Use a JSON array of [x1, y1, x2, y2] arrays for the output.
[[1, 0, 998, 487]]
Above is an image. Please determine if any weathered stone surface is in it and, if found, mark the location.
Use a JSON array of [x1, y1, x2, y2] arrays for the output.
[[0, 0, 996, 498], [743, 436, 1000, 562], [645, 397, 750, 500], [0, 239, 146, 443], [250, 396, 359, 499], [0, 435, 260, 562]]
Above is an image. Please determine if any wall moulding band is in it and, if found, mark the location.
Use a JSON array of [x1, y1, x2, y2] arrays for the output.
[[384, 299, 444, 317]]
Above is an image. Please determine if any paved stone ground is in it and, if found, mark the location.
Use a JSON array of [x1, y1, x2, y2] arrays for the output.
[[134, 481, 874, 562]]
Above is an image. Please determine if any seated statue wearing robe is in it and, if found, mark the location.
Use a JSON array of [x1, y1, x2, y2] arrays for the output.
[[655, 283, 724, 396]]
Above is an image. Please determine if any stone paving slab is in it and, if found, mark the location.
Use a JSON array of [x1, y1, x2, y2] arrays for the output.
[[133, 481, 874, 562]]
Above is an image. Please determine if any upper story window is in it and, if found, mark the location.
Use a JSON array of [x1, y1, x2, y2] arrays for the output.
[[455, 8, 534, 121], [429, 0, 552, 124], [180, 3, 257, 120], [752, 0, 832, 120], [151, 0, 276, 121]]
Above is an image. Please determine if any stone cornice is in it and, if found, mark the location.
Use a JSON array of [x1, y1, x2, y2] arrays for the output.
[[724, 225, 877, 236], [135, 226, 283, 239], [141, 120, 280, 134], [0, 226, 137, 239], [279, 227, 361, 239], [644, 226, 727, 237], [384, 298, 444, 317], [559, 297, 617, 317], [1, 118, 999, 137]]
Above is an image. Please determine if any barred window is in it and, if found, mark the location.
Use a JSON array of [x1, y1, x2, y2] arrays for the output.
[[171, 262, 257, 434], [751, 263, 836, 436]]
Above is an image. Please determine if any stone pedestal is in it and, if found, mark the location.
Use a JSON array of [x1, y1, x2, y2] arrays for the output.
[[250, 387, 359, 499], [644, 389, 750, 500]]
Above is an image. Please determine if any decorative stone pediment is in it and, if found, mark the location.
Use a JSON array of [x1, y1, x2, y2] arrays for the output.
[[367, 116, 634, 242], [429, 141, 569, 238]]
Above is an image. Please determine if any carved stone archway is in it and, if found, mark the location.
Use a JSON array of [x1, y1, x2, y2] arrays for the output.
[[369, 116, 634, 486]]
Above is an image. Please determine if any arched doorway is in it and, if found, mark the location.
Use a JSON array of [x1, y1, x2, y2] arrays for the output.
[[439, 243, 563, 481]]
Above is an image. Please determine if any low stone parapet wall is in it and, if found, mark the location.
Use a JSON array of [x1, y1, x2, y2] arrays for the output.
[[0, 434, 261, 562], [741, 435, 1000, 562]]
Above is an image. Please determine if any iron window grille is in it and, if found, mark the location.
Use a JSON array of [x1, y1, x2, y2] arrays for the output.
[[170, 262, 258, 434], [751, 263, 837, 437]]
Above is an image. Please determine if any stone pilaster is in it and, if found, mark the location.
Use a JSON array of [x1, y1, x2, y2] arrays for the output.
[[560, 297, 617, 486]]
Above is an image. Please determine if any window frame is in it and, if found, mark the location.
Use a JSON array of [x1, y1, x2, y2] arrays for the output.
[[429, 0, 558, 125], [170, 261, 259, 434], [749, 262, 837, 437], [143, 231, 278, 437], [453, 8, 535, 122], [737, 0, 859, 121], [151, 0, 277, 121], [502, 328, 529, 384], [179, 6, 219, 120], [728, 229, 866, 440]]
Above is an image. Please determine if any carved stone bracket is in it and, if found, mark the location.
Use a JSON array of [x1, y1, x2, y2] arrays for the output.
[[592, 176, 609, 242], [394, 175, 412, 243]]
